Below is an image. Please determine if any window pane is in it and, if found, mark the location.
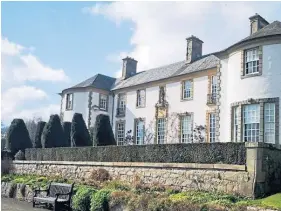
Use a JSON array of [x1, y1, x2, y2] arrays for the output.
[[264, 103, 275, 144], [157, 118, 166, 144], [243, 104, 260, 142], [117, 122, 125, 145], [183, 80, 192, 99], [209, 113, 216, 143], [136, 120, 144, 145], [100, 94, 107, 110], [244, 48, 259, 75], [181, 115, 192, 143]]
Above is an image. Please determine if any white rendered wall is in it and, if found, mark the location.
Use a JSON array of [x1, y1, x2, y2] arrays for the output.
[[219, 43, 281, 144], [62, 91, 89, 123], [113, 75, 212, 143]]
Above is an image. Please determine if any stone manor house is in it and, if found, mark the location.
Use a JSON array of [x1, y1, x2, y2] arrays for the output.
[[59, 14, 281, 146]]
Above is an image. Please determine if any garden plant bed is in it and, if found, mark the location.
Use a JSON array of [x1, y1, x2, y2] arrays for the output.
[[1, 174, 281, 211]]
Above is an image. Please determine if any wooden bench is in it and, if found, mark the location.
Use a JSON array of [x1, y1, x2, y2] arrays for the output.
[[33, 182, 74, 211]]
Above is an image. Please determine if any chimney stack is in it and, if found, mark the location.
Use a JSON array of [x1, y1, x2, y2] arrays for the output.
[[122, 57, 138, 79], [186, 35, 203, 63], [249, 13, 269, 35]]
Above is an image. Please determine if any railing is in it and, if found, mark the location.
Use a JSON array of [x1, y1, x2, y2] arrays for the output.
[[116, 107, 126, 116], [207, 93, 216, 105]]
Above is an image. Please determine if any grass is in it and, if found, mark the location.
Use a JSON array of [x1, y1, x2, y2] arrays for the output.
[[1, 174, 281, 210]]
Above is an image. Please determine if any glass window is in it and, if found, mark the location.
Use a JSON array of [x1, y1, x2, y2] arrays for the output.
[[182, 80, 192, 99], [233, 107, 239, 142], [181, 115, 192, 143], [137, 89, 146, 107], [136, 120, 144, 145], [211, 76, 217, 100], [99, 94, 108, 110], [117, 94, 126, 115], [264, 103, 275, 143], [243, 104, 260, 142], [157, 118, 166, 144], [209, 113, 216, 143], [244, 48, 259, 75], [66, 93, 73, 110], [116, 122, 125, 145]]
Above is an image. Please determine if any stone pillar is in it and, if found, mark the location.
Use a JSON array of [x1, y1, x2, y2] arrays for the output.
[[246, 142, 281, 198]]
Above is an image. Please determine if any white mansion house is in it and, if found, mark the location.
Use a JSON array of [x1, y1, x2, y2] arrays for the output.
[[59, 14, 281, 146]]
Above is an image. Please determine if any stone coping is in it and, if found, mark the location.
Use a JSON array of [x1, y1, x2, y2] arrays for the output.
[[245, 142, 281, 150], [13, 160, 246, 171]]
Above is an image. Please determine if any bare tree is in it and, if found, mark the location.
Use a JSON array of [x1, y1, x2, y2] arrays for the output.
[[24, 117, 42, 146]]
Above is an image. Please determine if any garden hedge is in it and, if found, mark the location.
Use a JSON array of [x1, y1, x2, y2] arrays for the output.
[[25, 143, 246, 165], [71, 113, 91, 147], [62, 122, 71, 147]]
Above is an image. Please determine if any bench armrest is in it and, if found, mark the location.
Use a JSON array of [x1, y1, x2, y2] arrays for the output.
[[55, 192, 71, 200]]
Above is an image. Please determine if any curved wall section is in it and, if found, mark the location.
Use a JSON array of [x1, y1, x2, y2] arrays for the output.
[[219, 43, 281, 144]]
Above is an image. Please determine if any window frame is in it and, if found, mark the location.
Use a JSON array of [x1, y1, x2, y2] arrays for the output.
[[179, 114, 193, 143], [136, 89, 146, 108], [66, 93, 73, 110], [264, 103, 275, 144], [209, 112, 216, 143], [242, 104, 260, 142], [134, 118, 145, 145], [232, 106, 239, 142], [99, 94, 108, 111], [181, 80, 193, 100], [117, 93, 126, 116], [242, 46, 262, 78], [156, 118, 166, 144], [116, 121, 125, 146]]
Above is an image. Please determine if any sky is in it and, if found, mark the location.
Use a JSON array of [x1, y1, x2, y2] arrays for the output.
[[1, 1, 281, 125]]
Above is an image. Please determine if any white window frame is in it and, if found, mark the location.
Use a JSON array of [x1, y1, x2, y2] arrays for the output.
[[180, 115, 192, 143], [136, 119, 145, 145], [99, 94, 108, 111], [117, 94, 126, 114], [244, 48, 259, 75], [264, 103, 275, 144], [209, 113, 216, 143], [66, 93, 73, 110], [233, 106, 239, 142], [136, 89, 146, 108], [211, 76, 217, 100], [182, 80, 192, 100], [243, 104, 260, 142], [116, 121, 125, 146], [157, 118, 166, 144]]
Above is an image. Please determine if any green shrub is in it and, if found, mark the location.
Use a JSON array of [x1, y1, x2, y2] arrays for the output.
[[14, 150, 25, 160], [92, 114, 116, 146], [62, 122, 71, 147], [90, 189, 111, 211], [6, 119, 32, 156], [72, 187, 96, 211], [71, 113, 91, 147], [41, 115, 67, 148], [34, 121, 46, 148]]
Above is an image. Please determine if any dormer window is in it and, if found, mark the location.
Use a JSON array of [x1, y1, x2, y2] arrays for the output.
[[66, 93, 73, 110]]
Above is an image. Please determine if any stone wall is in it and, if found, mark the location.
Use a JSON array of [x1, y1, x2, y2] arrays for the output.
[[12, 160, 253, 197]]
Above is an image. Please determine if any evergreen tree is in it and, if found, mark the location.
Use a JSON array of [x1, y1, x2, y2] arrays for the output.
[[34, 121, 46, 148], [70, 113, 91, 147], [62, 121, 71, 147], [6, 119, 32, 156], [41, 115, 67, 148], [92, 114, 116, 146]]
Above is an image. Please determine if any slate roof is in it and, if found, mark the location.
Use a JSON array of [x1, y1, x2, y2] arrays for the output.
[[111, 55, 219, 90], [63, 20, 281, 92], [68, 74, 116, 91], [222, 21, 281, 52]]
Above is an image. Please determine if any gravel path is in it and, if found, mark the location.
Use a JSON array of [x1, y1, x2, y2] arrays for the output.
[[1, 198, 50, 211]]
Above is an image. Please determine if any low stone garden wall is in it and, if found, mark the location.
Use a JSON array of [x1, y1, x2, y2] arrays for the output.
[[12, 160, 253, 197]]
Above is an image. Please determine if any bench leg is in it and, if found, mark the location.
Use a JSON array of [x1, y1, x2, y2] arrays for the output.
[[32, 201, 35, 208]]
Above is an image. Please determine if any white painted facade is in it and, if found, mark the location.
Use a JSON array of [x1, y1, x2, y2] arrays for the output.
[[219, 43, 281, 144]]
